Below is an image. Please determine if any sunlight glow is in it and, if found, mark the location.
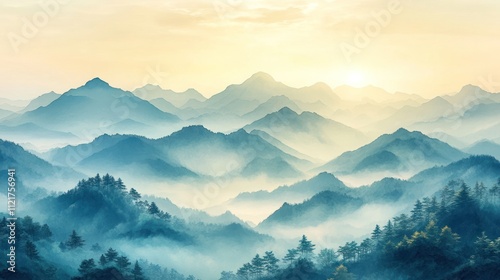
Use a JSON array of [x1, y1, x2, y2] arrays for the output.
[[346, 70, 367, 88]]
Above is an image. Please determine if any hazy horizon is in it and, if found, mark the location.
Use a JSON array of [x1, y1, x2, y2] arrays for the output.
[[1, 0, 500, 99]]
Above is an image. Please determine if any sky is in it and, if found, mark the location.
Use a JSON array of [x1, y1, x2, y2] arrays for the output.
[[1, 0, 500, 100]]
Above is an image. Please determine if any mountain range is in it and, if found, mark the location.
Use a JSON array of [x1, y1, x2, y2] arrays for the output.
[[43, 125, 312, 182], [318, 128, 468, 183], [244, 107, 367, 161]]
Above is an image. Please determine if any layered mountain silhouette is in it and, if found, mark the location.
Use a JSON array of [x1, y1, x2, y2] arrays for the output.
[[319, 128, 468, 178], [8, 78, 180, 139], [464, 140, 500, 160], [133, 84, 206, 107], [18, 91, 60, 113], [0, 139, 82, 190], [244, 107, 367, 161], [45, 125, 311, 180]]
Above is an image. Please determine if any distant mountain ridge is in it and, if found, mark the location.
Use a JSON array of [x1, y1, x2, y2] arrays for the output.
[[319, 128, 468, 178], [45, 125, 312, 181], [244, 107, 367, 161], [133, 84, 206, 107], [7, 77, 180, 139]]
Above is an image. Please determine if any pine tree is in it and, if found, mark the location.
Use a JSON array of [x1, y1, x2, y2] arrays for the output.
[[317, 248, 337, 269], [99, 254, 108, 267], [359, 238, 372, 257], [105, 248, 119, 262], [371, 224, 382, 245], [297, 235, 315, 258], [94, 174, 102, 187], [262, 251, 279, 275], [473, 182, 486, 202], [473, 232, 496, 264], [383, 220, 394, 242], [452, 183, 476, 213], [411, 199, 424, 226], [78, 258, 96, 275], [132, 260, 145, 280], [116, 178, 126, 192], [102, 173, 114, 188], [236, 263, 253, 279], [22, 216, 40, 240], [129, 188, 141, 201], [65, 230, 84, 249], [25, 240, 40, 260], [250, 254, 264, 277], [39, 224, 52, 240], [283, 249, 298, 266], [148, 202, 160, 215], [394, 214, 411, 238], [116, 255, 131, 271], [425, 196, 439, 221]]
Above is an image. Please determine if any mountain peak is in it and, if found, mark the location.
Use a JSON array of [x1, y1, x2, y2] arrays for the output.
[[457, 84, 489, 96], [244, 72, 276, 84], [276, 106, 298, 117], [84, 77, 110, 89], [394, 127, 410, 135]]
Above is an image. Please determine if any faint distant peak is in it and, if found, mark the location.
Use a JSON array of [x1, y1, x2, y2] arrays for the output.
[[457, 84, 488, 95], [183, 88, 199, 94], [84, 77, 110, 88], [142, 84, 163, 91], [309, 82, 333, 92], [244, 72, 276, 84]]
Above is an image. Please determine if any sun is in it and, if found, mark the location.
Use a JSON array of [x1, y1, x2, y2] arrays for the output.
[[346, 70, 367, 88]]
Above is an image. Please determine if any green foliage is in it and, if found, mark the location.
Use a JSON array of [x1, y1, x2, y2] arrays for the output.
[[78, 259, 96, 275], [329, 264, 355, 280], [262, 251, 279, 275], [65, 230, 85, 250], [116, 255, 131, 271], [283, 248, 299, 265], [132, 260, 146, 280], [104, 247, 118, 262], [297, 234, 315, 259], [25, 240, 40, 260], [317, 248, 337, 269]]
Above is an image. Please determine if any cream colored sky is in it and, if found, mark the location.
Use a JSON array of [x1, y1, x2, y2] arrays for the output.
[[1, 0, 500, 99]]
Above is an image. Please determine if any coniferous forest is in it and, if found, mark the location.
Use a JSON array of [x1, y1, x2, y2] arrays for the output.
[[221, 180, 500, 280]]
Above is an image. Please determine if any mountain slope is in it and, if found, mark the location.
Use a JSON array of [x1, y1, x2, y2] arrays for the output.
[[19, 91, 60, 113], [46, 125, 312, 181], [258, 190, 363, 228], [242, 95, 302, 122], [0, 139, 83, 191], [244, 107, 367, 161], [409, 155, 500, 192], [8, 78, 180, 138], [221, 172, 351, 224], [202, 72, 340, 116], [133, 84, 206, 107], [320, 128, 468, 179], [0, 108, 14, 119], [464, 140, 500, 160], [372, 96, 455, 134]]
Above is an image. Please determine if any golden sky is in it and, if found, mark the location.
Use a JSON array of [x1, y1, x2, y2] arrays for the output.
[[1, 0, 500, 99]]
